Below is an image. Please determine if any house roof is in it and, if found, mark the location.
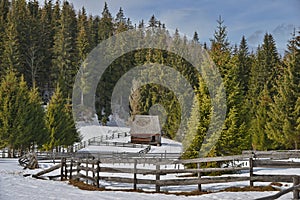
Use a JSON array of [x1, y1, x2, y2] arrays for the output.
[[130, 115, 161, 135]]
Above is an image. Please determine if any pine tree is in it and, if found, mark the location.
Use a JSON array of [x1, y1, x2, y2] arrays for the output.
[[193, 31, 199, 43], [52, 0, 78, 97], [0, 71, 20, 151], [209, 16, 231, 77], [98, 2, 114, 42], [38, 0, 56, 94], [25, 0, 44, 88], [266, 30, 300, 149], [251, 85, 277, 150], [0, 0, 10, 73], [0, 71, 44, 156], [76, 7, 90, 64], [25, 87, 47, 150], [248, 33, 281, 150], [2, 5, 21, 73], [250, 33, 280, 96], [182, 83, 211, 159], [237, 36, 251, 93], [148, 15, 158, 28], [45, 85, 80, 151], [115, 7, 127, 33]]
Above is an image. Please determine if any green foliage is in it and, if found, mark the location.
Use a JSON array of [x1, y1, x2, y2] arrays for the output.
[[266, 31, 300, 149], [52, 1, 78, 97], [0, 1, 299, 157], [45, 85, 80, 150], [0, 71, 46, 153]]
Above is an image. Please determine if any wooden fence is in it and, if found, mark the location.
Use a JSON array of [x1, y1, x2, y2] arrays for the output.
[[44, 150, 300, 199], [73, 132, 129, 152]]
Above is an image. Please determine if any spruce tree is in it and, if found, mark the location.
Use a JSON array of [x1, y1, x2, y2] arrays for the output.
[[98, 2, 114, 42], [266, 30, 300, 149], [0, 71, 20, 151], [237, 36, 251, 93], [0, 0, 10, 72], [25, 0, 44, 88], [2, 5, 21, 73], [193, 31, 199, 43], [38, 0, 56, 93], [248, 33, 281, 150], [182, 82, 211, 159], [45, 85, 79, 151], [52, 0, 78, 97], [0, 71, 44, 155]]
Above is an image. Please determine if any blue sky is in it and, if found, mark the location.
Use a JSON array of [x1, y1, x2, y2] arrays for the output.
[[43, 0, 300, 53]]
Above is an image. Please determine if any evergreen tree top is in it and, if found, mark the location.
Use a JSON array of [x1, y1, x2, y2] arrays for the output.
[[211, 15, 230, 51], [193, 31, 199, 43], [101, 2, 112, 19]]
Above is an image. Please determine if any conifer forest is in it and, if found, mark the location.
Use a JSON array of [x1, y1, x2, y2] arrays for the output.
[[0, 0, 299, 158]]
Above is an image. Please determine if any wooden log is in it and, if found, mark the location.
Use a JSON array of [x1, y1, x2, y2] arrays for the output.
[[293, 176, 299, 200], [100, 176, 155, 185], [255, 183, 300, 200], [174, 154, 252, 165], [48, 175, 62, 180], [77, 166, 98, 173], [249, 157, 253, 187], [73, 173, 96, 183], [253, 160, 300, 168], [92, 162, 95, 185], [33, 164, 62, 178], [69, 159, 73, 180], [197, 162, 201, 191], [251, 175, 297, 183], [133, 159, 137, 190], [60, 158, 64, 181], [86, 159, 88, 184], [76, 161, 81, 181], [243, 150, 300, 159], [156, 164, 160, 192], [64, 158, 67, 179], [96, 161, 100, 188], [156, 176, 249, 186], [148, 167, 250, 175]]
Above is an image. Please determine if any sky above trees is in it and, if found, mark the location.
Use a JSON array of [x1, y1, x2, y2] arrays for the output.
[[37, 0, 300, 54]]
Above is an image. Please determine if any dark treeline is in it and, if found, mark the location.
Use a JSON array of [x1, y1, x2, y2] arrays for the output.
[[0, 0, 299, 158]]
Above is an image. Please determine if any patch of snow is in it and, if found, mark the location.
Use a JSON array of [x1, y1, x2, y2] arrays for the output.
[[78, 125, 130, 142], [0, 159, 295, 200]]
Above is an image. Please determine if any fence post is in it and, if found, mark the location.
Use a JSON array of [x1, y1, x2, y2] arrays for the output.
[[96, 160, 100, 188], [249, 157, 253, 187], [69, 159, 73, 180], [133, 159, 137, 190], [293, 176, 299, 200], [92, 160, 95, 186], [60, 157, 65, 181], [64, 158, 68, 180], [197, 162, 201, 191], [76, 160, 81, 181], [156, 162, 160, 192], [86, 159, 89, 184]]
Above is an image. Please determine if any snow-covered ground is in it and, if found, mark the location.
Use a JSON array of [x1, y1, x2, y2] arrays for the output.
[[78, 125, 130, 142], [0, 158, 295, 200], [0, 125, 297, 199], [78, 124, 182, 155]]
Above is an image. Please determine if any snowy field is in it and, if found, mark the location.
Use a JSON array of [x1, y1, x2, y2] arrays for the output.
[[0, 159, 292, 200], [0, 158, 295, 200], [0, 125, 297, 199]]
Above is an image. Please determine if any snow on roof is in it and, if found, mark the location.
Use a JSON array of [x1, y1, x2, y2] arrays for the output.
[[130, 115, 161, 135]]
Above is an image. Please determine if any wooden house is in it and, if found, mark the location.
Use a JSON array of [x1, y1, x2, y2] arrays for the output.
[[130, 115, 161, 146]]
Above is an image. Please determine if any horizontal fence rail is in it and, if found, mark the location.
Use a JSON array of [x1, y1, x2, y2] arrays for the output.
[[24, 150, 300, 199]]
